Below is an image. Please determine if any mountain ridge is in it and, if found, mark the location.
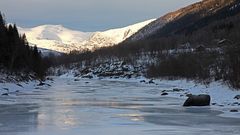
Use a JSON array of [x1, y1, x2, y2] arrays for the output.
[[18, 19, 155, 53], [127, 0, 237, 41]]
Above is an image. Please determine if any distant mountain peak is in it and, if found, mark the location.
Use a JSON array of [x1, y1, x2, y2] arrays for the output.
[[18, 19, 155, 53]]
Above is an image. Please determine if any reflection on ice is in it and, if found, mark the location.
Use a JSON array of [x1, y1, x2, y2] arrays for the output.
[[37, 108, 78, 129], [0, 104, 39, 133], [118, 113, 145, 122]]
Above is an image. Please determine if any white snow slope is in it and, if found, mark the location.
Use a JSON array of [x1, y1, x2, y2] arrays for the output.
[[18, 19, 155, 53]]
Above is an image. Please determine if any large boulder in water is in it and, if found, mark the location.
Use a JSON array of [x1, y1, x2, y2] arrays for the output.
[[183, 94, 211, 107]]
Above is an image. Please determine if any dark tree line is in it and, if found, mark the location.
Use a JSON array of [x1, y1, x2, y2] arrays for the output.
[[144, 12, 240, 88], [0, 12, 49, 79]]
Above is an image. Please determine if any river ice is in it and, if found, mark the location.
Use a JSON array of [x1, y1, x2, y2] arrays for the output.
[[0, 78, 240, 135]]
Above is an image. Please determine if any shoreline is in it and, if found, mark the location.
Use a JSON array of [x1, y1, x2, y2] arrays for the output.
[[72, 76, 240, 118], [1, 75, 240, 118]]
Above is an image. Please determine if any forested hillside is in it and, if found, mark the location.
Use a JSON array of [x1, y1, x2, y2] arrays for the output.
[[127, 0, 238, 41], [0, 12, 50, 80], [54, 0, 240, 89]]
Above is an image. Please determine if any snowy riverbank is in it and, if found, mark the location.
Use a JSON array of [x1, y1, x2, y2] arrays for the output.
[[1, 76, 240, 135], [1, 74, 240, 118], [0, 77, 53, 96], [149, 79, 240, 118], [70, 75, 240, 118]]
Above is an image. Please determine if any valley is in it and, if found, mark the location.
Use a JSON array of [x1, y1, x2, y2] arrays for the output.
[[1, 0, 240, 134]]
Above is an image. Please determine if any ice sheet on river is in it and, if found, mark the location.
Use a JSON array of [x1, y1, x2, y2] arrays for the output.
[[0, 78, 240, 135]]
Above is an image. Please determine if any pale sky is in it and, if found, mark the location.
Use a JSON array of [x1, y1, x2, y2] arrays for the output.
[[0, 0, 200, 31]]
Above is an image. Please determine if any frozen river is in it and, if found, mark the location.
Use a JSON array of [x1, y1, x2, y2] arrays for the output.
[[0, 78, 240, 135]]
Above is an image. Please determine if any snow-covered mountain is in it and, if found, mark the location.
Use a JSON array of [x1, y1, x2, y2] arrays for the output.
[[18, 19, 155, 53], [18, 25, 92, 53], [85, 19, 155, 49]]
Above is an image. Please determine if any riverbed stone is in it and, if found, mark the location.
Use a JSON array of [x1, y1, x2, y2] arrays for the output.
[[74, 79, 80, 81], [173, 88, 184, 92], [183, 94, 211, 107], [140, 80, 145, 83], [161, 92, 168, 96], [232, 102, 239, 106], [1, 93, 9, 96], [149, 79, 154, 84], [212, 103, 217, 105], [234, 95, 240, 100], [3, 88, 9, 91], [230, 109, 238, 112]]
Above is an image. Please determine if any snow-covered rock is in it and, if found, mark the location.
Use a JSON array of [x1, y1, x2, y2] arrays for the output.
[[65, 61, 145, 79], [0, 72, 53, 96]]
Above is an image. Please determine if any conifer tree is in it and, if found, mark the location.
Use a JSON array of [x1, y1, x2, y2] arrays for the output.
[[0, 12, 49, 79]]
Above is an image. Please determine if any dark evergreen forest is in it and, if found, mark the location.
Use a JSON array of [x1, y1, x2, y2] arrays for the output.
[[0, 12, 50, 80]]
